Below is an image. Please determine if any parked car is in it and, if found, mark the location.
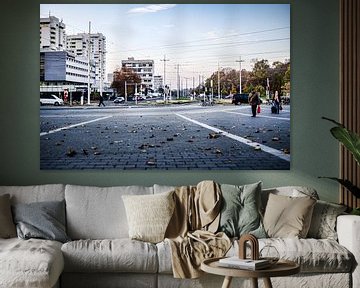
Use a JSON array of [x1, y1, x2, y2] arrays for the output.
[[40, 94, 64, 106], [113, 97, 125, 103], [232, 93, 249, 105]]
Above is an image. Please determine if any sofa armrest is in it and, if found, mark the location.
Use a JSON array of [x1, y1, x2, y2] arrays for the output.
[[337, 215, 360, 288]]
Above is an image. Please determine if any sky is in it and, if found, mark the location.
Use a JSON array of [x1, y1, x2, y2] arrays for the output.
[[40, 4, 290, 88]]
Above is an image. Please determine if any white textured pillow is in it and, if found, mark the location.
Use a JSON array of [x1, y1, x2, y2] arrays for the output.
[[122, 191, 175, 243], [307, 200, 347, 240]]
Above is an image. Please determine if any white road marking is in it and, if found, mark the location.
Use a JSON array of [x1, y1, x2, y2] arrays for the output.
[[224, 110, 290, 121], [175, 113, 290, 162], [40, 116, 112, 137]]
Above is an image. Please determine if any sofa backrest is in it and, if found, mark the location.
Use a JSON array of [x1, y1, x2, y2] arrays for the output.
[[0, 184, 65, 204], [65, 184, 154, 240]]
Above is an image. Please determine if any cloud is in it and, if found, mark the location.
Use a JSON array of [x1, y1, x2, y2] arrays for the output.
[[128, 4, 176, 15]]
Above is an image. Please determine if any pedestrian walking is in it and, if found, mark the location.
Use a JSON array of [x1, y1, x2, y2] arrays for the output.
[[249, 91, 260, 117], [98, 95, 105, 107], [274, 91, 280, 114]]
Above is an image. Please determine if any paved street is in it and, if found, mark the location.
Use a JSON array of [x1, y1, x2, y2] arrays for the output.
[[40, 102, 290, 170]]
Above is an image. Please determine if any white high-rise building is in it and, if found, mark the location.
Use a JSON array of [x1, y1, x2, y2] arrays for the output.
[[66, 33, 106, 91], [121, 57, 154, 91], [40, 16, 66, 51]]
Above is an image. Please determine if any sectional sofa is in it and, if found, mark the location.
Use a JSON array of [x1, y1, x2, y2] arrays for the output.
[[0, 182, 359, 288]]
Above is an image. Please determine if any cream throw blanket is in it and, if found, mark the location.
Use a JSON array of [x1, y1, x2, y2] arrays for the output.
[[165, 181, 231, 278]]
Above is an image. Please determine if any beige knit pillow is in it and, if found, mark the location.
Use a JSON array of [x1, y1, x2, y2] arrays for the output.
[[0, 194, 17, 238], [263, 193, 316, 238], [122, 191, 175, 243]]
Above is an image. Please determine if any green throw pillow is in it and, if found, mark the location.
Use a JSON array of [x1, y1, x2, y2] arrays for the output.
[[218, 182, 266, 238]]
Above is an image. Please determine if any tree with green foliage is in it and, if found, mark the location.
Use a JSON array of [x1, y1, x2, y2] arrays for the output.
[[111, 67, 141, 98]]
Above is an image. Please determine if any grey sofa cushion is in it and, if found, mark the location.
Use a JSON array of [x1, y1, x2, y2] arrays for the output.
[[65, 185, 154, 239], [12, 200, 70, 243], [0, 238, 64, 288], [62, 239, 158, 273]]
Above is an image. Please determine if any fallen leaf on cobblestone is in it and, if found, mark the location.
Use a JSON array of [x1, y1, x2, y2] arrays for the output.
[[146, 159, 156, 165], [208, 132, 221, 139], [66, 148, 77, 157]]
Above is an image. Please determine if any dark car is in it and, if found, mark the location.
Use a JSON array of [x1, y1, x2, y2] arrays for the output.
[[232, 93, 249, 105]]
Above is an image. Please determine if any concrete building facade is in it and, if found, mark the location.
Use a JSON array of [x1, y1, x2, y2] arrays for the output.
[[66, 33, 106, 91], [40, 15, 106, 99], [121, 57, 154, 91], [40, 16, 66, 51]]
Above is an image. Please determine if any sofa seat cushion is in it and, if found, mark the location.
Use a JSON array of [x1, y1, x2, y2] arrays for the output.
[[61, 239, 158, 273], [0, 238, 64, 288], [157, 238, 354, 274], [227, 238, 354, 273]]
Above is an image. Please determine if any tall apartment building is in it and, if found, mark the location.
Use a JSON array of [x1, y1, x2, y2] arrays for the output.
[[66, 33, 106, 91], [40, 16, 66, 51], [121, 57, 154, 91]]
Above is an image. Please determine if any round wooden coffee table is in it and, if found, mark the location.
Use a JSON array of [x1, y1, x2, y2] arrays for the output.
[[201, 257, 300, 288]]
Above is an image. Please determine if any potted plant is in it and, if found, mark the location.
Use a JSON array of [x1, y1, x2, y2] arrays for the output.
[[320, 117, 360, 215]]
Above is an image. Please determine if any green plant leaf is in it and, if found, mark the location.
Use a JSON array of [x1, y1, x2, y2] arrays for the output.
[[322, 117, 360, 165], [319, 177, 360, 199]]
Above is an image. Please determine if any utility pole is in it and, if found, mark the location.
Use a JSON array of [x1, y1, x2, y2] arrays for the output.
[[176, 64, 180, 99], [160, 55, 169, 102], [236, 56, 244, 94], [217, 61, 221, 99], [87, 21, 91, 105]]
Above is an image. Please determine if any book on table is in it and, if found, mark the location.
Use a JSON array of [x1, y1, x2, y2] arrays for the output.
[[218, 257, 271, 270]]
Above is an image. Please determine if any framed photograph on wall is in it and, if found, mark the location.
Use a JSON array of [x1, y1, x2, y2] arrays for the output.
[[40, 3, 290, 170]]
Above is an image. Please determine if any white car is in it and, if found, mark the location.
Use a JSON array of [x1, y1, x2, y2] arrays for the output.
[[40, 94, 64, 106]]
